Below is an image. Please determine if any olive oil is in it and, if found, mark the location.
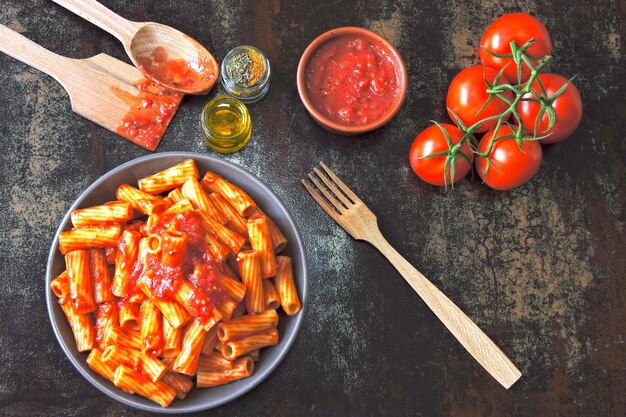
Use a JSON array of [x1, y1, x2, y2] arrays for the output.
[[200, 96, 251, 153], [209, 108, 243, 136]]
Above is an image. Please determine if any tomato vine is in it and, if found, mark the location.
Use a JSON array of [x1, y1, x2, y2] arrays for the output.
[[422, 38, 576, 188]]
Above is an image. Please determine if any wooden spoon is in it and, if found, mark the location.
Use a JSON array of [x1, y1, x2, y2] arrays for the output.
[[51, 0, 219, 95], [0, 24, 182, 151]]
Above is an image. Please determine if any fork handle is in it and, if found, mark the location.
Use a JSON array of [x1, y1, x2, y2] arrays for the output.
[[369, 231, 522, 389]]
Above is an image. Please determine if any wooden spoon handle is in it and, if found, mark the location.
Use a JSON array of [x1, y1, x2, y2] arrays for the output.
[[0, 25, 73, 83], [51, 0, 139, 44], [369, 231, 522, 389]]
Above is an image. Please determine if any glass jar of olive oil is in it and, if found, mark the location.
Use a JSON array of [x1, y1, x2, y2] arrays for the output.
[[200, 96, 252, 153]]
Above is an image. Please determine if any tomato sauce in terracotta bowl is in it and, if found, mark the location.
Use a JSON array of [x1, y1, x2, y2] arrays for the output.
[[297, 27, 407, 135]]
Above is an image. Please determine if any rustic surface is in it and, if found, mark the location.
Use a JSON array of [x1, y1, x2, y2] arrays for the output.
[[1, 0, 624, 416]]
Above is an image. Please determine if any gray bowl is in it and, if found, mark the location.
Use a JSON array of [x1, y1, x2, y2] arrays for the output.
[[45, 152, 308, 413]]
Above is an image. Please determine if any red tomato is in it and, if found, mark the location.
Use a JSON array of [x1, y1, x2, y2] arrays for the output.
[[475, 125, 543, 190], [480, 13, 552, 83], [517, 74, 583, 144], [410, 124, 472, 186], [446, 65, 513, 133]]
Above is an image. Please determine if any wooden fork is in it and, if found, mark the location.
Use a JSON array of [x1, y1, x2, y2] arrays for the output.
[[302, 162, 522, 389]]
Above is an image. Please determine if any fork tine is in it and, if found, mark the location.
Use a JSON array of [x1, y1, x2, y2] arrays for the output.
[[319, 162, 363, 204], [307, 173, 346, 213], [302, 179, 342, 224], [313, 167, 353, 207]]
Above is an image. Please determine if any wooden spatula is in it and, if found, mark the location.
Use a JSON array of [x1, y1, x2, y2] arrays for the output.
[[0, 24, 182, 151]]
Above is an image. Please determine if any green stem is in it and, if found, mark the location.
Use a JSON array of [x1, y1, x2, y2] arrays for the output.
[[438, 42, 555, 169]]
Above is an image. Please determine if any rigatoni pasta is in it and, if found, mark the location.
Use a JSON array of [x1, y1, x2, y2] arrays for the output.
[[201, 171, 256, 216], [197, 351, 233, 371], [136, 275, 191, 329], [172, 320, 207, 376], [71, 201, 133, 228], [102, 344, 169, 383], [221, 328, 279, 361], [94, 302, 118, 350], [181, 177, 228, 224], [137, 159, 199, 195], [118, 301, 141, 328], [160, 372, 193, 400], [197, 209, 246, 254], [105, 324, 142, 350], [158, 230, 188, 267], [51, 159, 301, 408], [87, 348, 117, 381], [274, 256, 302, 316], [200, 325, 218, 355], [166, 187, 185, 205], [197, 357, 254, 388], [111, 230, 141, 297], [66, 249, 97, 314], [59, 223, 122, 255], [89, 249, 113, 304], [162, 198, 194, 216], [58, 295, 94, 352], [140, 300, 163, 357], [247, 215, 277, 278], [249, 206, 288, 253], [217, 310, 278, 342], [218, 297, 239, 322], [237, 250, 265, 314], [114, 365, 177, 407], [263, 279, 281, 310], [202, 230, 230, 264], [116, 184, 170, 215], [162, 316, 183, 358], [50, 270, 70, 299], [210, 192, 249, 236]]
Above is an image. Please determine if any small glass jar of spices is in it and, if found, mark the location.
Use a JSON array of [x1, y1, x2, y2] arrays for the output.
[[221, 45, 270, 103]]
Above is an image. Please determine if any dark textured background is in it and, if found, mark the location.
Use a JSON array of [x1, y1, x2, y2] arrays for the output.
[[1, 1, 624, 416]]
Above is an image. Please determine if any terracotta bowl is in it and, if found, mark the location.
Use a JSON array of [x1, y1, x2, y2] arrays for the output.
[[297, 26, 407, 135]]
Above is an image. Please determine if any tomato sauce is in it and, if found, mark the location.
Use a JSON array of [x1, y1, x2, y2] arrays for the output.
[[90, 259, 106, 300], [137, 46, 218, 88], [116, 233, 134, 277], [105, 247, 117, 264], [94, 302, 117, 347], [143, 334, 163, 357], [144, 254, 183, 299], [71, 295, 89, 313], [188, 262, 226, 319], [141, 212, 227, 323], [116, 247, 145, 301], [305, 35, 400, 126], [114, 79, 182, 151], [122, 357, 144, 374], [150, 212, 205, 245]]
